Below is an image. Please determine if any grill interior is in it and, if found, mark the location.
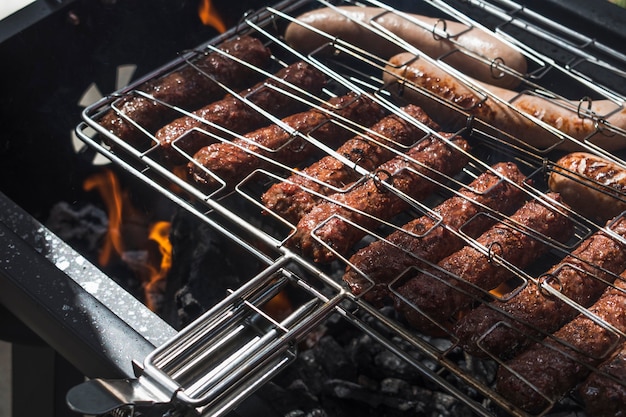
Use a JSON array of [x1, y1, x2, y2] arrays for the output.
[[72, 0, 626, 416]]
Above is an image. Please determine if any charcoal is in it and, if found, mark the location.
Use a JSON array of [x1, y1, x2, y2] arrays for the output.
[[348, 334, 385, 373], [163, 209, 262, 327], [374, 350, 423, 381], [313, 336, 357, 380], [46, 201, 108, 251], [380, 377, 411, 396], [323, 379, 383, 408]]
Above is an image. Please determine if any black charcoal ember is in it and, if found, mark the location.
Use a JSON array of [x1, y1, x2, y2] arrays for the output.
[[46, 201, 108, 250], [162, 209, 261, 327], [432, 392, 474, 417], [273, 350, 326, 396], [323, 379, 383, 408], [374, 349, 423, 381], [314, 336, 357, 380], [284, 409, 328, 417], [255, 381, 321, 415], [348, 334, 386, 374]]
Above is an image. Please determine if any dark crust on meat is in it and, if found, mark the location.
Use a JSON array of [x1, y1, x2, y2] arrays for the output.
[[155, 61, 327, 164], [290, 134, 471, 263], [393, 193, 573, 333], [454, 215, 626, 359], [261, 104, 439, 224], [496, 273, 626, 414], [189, 93, 386, 190], [343, 161, 528, 306], [579, 341, 626, 417], [99, 36, 271, 146]]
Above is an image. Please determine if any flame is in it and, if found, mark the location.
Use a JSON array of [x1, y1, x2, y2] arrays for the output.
[[84, 169, 172, 312], [83, 169, 124, 266], [198, 0, 227, 33]]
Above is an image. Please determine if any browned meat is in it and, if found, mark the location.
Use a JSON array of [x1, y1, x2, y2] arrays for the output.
[[343, 162, 528, 306], [393, 193, 574, 333], [155, 61, 327, 164], [99, 36, 271, 146], [454, 215, 626, 359], [580, 339, 626, 417], [290, 134, 471, 263], [261, 104, 439, 224], [496, 271, 626, 414], [189, 93, 386, 190]]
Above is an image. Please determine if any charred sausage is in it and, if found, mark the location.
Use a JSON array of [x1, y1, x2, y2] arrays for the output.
[[549, 152, 626, 222], [454, 215, 626, 359], [343, 161, 528, 306], [496, 271, 626, 414], [290, 134, 471, 263], [189, 93, 386, 191], [99, 36, 272, 147], [155, 61, 327, 164], [261, 104, 438, 224], [383, 53, 626, 151], [393, 193, 574, 334], [285, 6, 526, 88]]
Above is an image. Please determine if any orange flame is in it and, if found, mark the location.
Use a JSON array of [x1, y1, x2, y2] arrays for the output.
[[84, 169, 172, 312], [198, 0, 227, 33], [83, 169, 124, 267]]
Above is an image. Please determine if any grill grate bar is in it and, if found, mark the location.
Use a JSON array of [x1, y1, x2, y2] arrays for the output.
[[72, 0, 626, 415]]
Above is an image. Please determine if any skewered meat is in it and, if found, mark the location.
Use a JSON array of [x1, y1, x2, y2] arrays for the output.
[[189, 93, 386, 191], [261, 104, 438, 224], [99, 36, 271, 146], [496, 271, 626, 414], [155, 61, 327, 164], [343, 161, 528, 306], [291, 134, 471, 263], [454, 215, 626, 359], [393, 193, 573, 333], [579, 340, 626, 417]]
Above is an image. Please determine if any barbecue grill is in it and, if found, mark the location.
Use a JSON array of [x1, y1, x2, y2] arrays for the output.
[[2, 0, 626, 416]]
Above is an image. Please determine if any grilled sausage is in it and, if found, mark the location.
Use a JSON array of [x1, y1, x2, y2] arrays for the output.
[[496, 271, 626, 414], [284, 6, 526, 88], [549, 152, 626, 222], [155, 61, 327, 164], [343, 161, 528, 306], [383, 53, 626, 151], [393, 193, 573, 334], [290, 134, 470, 264], [579, 341, 626, 417], [189, 93, 386, 191], [261, 105, 438, 224], [99, 36, 272, 147], [454, 215, 626, 359]]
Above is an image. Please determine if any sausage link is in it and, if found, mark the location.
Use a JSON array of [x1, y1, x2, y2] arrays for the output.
[[261, 105, 438, 224], [393, 193, 573, 334], [549, 152, 626, 222], [290, 134, 471, 264], [285, 6, 526, 88], [383, 53, 626, 152], [99, 36, 271, 146], [454, 215, 626, 359], [155, 61, 327, 164], [579, 340, 626, 417], [189, 93, 386, 190], [343, 161, 527, 306], [496, 271, 626, 414]]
